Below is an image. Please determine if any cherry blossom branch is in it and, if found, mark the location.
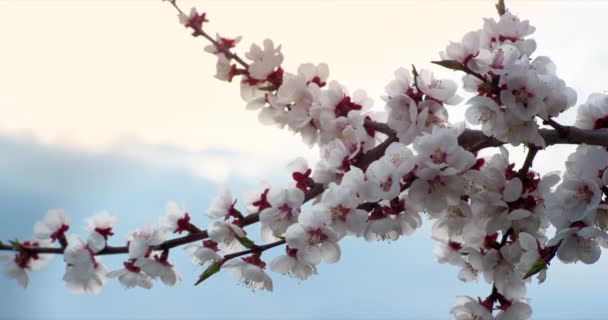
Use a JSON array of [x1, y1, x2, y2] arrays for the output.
[[459, 127, 608, 151], [517, 145, 539, 178], [0, 133, 395, 257], [543, 118, 569, 138], [165, 0, 249, 69], [1, 122, 606, 257]]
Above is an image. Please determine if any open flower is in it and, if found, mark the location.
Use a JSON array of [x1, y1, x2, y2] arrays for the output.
[[0, 240, 51, 288], [85, 211, 117, 253], [63, 235, 107, 294], [270, 246, 317, 281], [208, 220, 246, 253], [575, 93, 608, 130], [107, 261, 153, 289], [34, 209, 69, 243], [223, 255, 273, 291], [159, 201, 191, 234], [259, 187, 304, 237], [207, 186, 239, 220], [246, 39, 283, 80], [417, 69, 461, 105], [285, 209, 341, 265], [127, 225, 166, 260], [184, 240, 222, 266], [134, 254, 180, 286]]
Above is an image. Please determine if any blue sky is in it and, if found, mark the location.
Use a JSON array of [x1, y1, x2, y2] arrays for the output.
[[1, 134, 608, 320]]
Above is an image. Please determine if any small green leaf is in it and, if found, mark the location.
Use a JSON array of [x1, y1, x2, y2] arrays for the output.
[[9, 239, 21, 250], [523, 259, 547, 280], [236, 236, 256, 249], [431, 60, 466, 72], [411, 64, 419, 88], [496, 0, 507, 16], [194, 261, 221, 286], [258, 85, 277, 91]]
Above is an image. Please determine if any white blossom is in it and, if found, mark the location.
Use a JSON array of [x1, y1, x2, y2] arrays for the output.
[[34, 209, 69, 242], [63, 235, 107, 294], [85, 211, 117, 253]]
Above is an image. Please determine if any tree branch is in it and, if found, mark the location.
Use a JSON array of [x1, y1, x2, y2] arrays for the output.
[[166, 0, 250, 69], [518, 145, 540, 179], [2, 120, 607, 256]]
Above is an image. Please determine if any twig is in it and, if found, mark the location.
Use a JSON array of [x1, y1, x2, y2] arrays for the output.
[[517, 145, 540, 179], [543, 118, 569, 138], [166, 0, 249, 69]]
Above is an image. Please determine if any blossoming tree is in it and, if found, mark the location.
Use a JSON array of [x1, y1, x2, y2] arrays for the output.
[[2, 0, 608, 318]]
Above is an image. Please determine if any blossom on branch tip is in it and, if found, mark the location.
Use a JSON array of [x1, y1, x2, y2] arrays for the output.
[[482, 11, 536, 57], [178, 7, 208, 33]]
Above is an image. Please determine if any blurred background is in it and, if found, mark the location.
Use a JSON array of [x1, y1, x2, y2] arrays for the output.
[[0, 1, 607, 319]]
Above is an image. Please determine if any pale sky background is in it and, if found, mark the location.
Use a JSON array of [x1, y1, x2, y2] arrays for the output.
[[0, 1, 608, 319]]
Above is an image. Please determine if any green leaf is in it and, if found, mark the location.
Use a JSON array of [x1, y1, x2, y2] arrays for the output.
[[523, 259, 547, 280], [431, 60, 466, 72], [236, 236, 256, 249], [258, 85, 277, 91], [194, 261, 221, 286], [496, 0, 506, 16], [9, 239, 21, 250], [411, 64, 419, 88]]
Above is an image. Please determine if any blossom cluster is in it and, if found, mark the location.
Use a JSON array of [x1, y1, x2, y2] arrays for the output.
[[1, 2, 608, 320]]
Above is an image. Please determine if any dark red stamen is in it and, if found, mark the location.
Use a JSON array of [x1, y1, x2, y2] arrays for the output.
[[123, 261, 141, 273], [293, 168, 312, 192], [203, 240, 220, 252], [252, 188, 271, 212], [594, 114, 608, 130], [94, 227, 114, 239], [308, 76, 326, 88], [175, 213, 191, 234], [334, 96, 362, 118], [50, 224, 69, 243], [243, 255, 266, 269]]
